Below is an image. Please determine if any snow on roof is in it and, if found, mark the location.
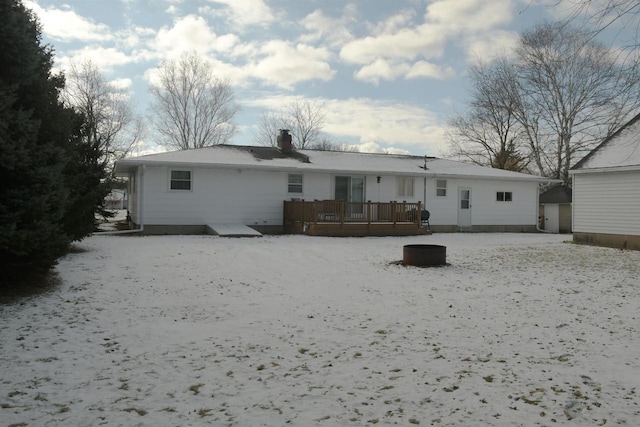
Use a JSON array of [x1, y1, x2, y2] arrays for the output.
[[115, 145, 550, 182], [573, 113, 640, 171]]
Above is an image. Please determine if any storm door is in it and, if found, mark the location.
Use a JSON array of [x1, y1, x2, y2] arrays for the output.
[[458, 187, 472, 228]]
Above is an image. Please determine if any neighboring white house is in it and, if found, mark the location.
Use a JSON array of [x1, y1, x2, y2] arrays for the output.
[[570, 113, 640, 250], [104, 190, 127, 210], [114, 141, 553, 235]]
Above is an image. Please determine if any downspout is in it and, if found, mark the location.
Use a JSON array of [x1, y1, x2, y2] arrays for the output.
[[99, 164, 145, 235], [423, 176, 427, 212], [422, 155, 428, 213]]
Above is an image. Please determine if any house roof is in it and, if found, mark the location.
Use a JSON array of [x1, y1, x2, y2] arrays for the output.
[[572, 113, 640, 172], [539, 185, 572, 204], [115, 145, 552, 182]]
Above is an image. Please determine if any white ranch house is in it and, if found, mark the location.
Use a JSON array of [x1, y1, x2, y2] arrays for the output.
[[570, 113, 640, 250], [114, 141, 553, 235]]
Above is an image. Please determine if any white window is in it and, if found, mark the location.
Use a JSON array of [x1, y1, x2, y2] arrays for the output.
[[288, 174, 303, 194], [436, 179, 447, 197], [397, 177, 414, 197], [497, 191, 512, 202], [170, 170, 192, 191]]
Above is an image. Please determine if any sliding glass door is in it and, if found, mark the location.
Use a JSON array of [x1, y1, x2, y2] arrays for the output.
[[335, 176, 365, 219], [335, 176, 364, 202]]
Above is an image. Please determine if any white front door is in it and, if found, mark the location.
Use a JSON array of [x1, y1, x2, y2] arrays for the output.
[[544, 204, 559, 233], [458, 187, 472, 228]]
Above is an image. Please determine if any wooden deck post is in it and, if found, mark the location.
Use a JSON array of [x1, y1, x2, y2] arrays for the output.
[[392, 201, 396, 225], [313, 200, 318, 225]]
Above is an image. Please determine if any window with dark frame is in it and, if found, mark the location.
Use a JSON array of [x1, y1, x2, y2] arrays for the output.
[[496, 191, 512, 202], [288, 174, 303, 193], [170, 170, 192, 190]]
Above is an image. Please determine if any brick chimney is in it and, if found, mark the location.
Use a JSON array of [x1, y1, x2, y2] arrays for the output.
[[277, 129, 293, 153]]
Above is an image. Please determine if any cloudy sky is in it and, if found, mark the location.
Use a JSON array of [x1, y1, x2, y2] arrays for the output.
[[26, 0, 573, 156]]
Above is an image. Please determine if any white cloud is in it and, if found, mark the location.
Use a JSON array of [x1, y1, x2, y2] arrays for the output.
[[354, 59, 406, 84], [406, 61, 456, 80], [300, 6, 356, 47], [202, 0, 275, 28], [353, 59, 455, 85], [425, 0, 514, 33], [462, 30, 520, 62], [340, 27, 447, 65], [249, 41, 336, 90], [371, 8, 417, 35], [245, 96, 449, 155], [165, 5, 180, 15], [322, 98, 446, 154], [56, 46, 135, 72], [153, 15, 231, 57], [356, 141, 412, 155], [143, 55, 245, 88], [24, 1, 112, 42], [115, 26, 157, 51], [340, 0, 518, 84], [109, 78, 133, 90]]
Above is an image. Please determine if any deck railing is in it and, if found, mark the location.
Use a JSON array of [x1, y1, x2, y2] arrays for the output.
[[284, 200, 423, 225]]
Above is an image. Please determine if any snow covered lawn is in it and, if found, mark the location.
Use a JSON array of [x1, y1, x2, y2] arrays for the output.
[[1, 233, 639, 426]]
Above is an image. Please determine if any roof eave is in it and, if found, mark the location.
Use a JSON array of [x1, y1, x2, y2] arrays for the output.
[[114, 159, 437, 176], [432, 173, 557, 183], [114, 159, 556, 182], [570, 165, 640, 174]]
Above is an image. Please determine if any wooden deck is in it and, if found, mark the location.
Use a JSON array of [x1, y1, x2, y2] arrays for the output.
[[283, 200, 430, 236]]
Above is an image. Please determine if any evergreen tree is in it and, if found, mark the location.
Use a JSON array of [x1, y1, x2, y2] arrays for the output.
[[0, 0, 104, 285], [63, 118, 110, 242]]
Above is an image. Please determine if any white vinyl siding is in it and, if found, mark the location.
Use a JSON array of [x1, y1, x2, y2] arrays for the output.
[[142, 168, 327, 226], [138, 166, 539, 228], [573, 170, 640, 235], [426, 178, 537, 227]]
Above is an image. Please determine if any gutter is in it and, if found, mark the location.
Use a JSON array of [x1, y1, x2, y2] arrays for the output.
[[570, 164, 640, 174]]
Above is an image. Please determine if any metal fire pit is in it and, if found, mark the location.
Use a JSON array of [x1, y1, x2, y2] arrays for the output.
[[403, 244, 447, 267]]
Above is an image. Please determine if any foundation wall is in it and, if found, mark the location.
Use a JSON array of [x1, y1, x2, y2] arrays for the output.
[[573, 232, 640, 251]]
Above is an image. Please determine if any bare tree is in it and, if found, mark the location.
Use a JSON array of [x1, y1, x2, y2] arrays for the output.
[[63, 60, 142, 173], [282, 98, 326, 149], [149, 52, 239, 150], [451, 22, 640, 183], [448, 59, 530, 172], [312, 136, 360, 152], [516, 21, 640, 182], [557, 0, 640, 47], [252, 111, 283, 147], [252, 98, 327, 149]]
